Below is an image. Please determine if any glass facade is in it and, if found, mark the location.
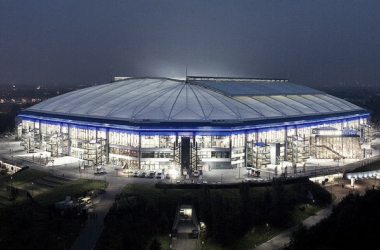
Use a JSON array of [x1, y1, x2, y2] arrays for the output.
[[17, 114, 369, 174]]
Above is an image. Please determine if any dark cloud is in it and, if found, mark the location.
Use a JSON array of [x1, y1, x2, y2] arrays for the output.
[[1, 1, 380, 87]]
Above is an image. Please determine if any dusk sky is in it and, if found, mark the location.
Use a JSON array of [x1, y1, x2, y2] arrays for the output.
[[1, 1, 380, 88]]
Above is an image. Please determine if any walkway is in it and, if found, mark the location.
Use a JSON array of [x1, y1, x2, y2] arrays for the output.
[[70, 178, 125, 250]]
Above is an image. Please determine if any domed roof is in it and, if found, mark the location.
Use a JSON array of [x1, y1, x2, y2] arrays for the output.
[[23, 77, 366, 126]]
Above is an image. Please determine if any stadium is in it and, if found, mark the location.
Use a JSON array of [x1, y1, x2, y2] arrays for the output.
[[16, 76, 370, 175]]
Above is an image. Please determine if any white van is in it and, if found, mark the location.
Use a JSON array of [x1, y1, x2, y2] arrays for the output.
[[81, 197, 92, 204]]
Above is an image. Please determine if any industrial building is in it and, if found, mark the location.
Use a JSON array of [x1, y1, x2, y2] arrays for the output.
[[17, 76, 371, 175]]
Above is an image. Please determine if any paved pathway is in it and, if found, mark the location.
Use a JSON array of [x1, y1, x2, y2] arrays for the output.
[[172, 220, 200, 250], [70, 178, 125, 250]]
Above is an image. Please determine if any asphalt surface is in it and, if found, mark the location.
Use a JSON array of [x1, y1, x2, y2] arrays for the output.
[[172, 220, 200, 250]]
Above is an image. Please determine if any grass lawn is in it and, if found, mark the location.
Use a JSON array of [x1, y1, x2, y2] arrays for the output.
[[0, 169, 107, 206], [0, 169, 51, 205], [0, 168, 50, 190], [0, 169, 107, 250]]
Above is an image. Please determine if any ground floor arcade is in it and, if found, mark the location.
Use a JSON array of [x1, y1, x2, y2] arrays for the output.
[[17, 114, 371, 175]]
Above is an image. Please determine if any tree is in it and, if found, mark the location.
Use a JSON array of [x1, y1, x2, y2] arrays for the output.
[[286, 188, 380, 250], [199, 185, 213, 235], [211, 193, 229, 246], [148, 238, 162, 250], [270, 178, 291, 226], [238, 182, 251, 235]]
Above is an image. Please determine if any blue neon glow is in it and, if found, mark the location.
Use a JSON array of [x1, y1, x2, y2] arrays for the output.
[[19, 112, 369, 136]]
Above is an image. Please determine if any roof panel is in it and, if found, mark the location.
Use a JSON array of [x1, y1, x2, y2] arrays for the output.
[[192, 79, 323, 96], [25, 77, 365, 124]]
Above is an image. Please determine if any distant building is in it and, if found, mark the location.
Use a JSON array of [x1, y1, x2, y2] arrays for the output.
[[17, 77, 370, 174]]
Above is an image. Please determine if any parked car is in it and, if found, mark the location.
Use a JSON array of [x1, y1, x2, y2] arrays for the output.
[[98, 188, 106, 194], [148, 171, 156, 178], [254, 170, 261, 177], [156, 172, 163, 179], [139, 172, 147, 178], [190, 229, 199, 238], [193, 170, 199, 177], [81, 197, 92, 204], [133, 171, 140, 177], [87, 190, 98, 198]]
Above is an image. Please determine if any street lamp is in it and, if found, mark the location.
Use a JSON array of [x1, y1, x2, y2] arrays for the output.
[[31, 182, 34, 196], [221, 174, 223, 183]]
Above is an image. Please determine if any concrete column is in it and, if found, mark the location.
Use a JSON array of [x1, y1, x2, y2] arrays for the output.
[[105, 129, 109, 164], [138, 133, 141, 169], [284, 127, 288, 161]]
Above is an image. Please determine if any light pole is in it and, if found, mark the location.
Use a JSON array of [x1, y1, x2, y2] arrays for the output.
[[374, 176, 378, 188], [51, 160, 55, 173], [281, 157, 284, 173], [314, 164, 317, 183], [77, 213, 81, 229], [221, 174, 223, 183], [312, 200, 315, 215], [31, 182, 33, 196], [10, 176, 14, 205]]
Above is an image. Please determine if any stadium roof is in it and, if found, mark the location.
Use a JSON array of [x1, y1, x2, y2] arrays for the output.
[[188, 76, 323, 96], [22, 77, 367, 126]]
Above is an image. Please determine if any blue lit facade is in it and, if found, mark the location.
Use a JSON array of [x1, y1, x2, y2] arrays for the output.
[[16, 77, 370, 173]]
